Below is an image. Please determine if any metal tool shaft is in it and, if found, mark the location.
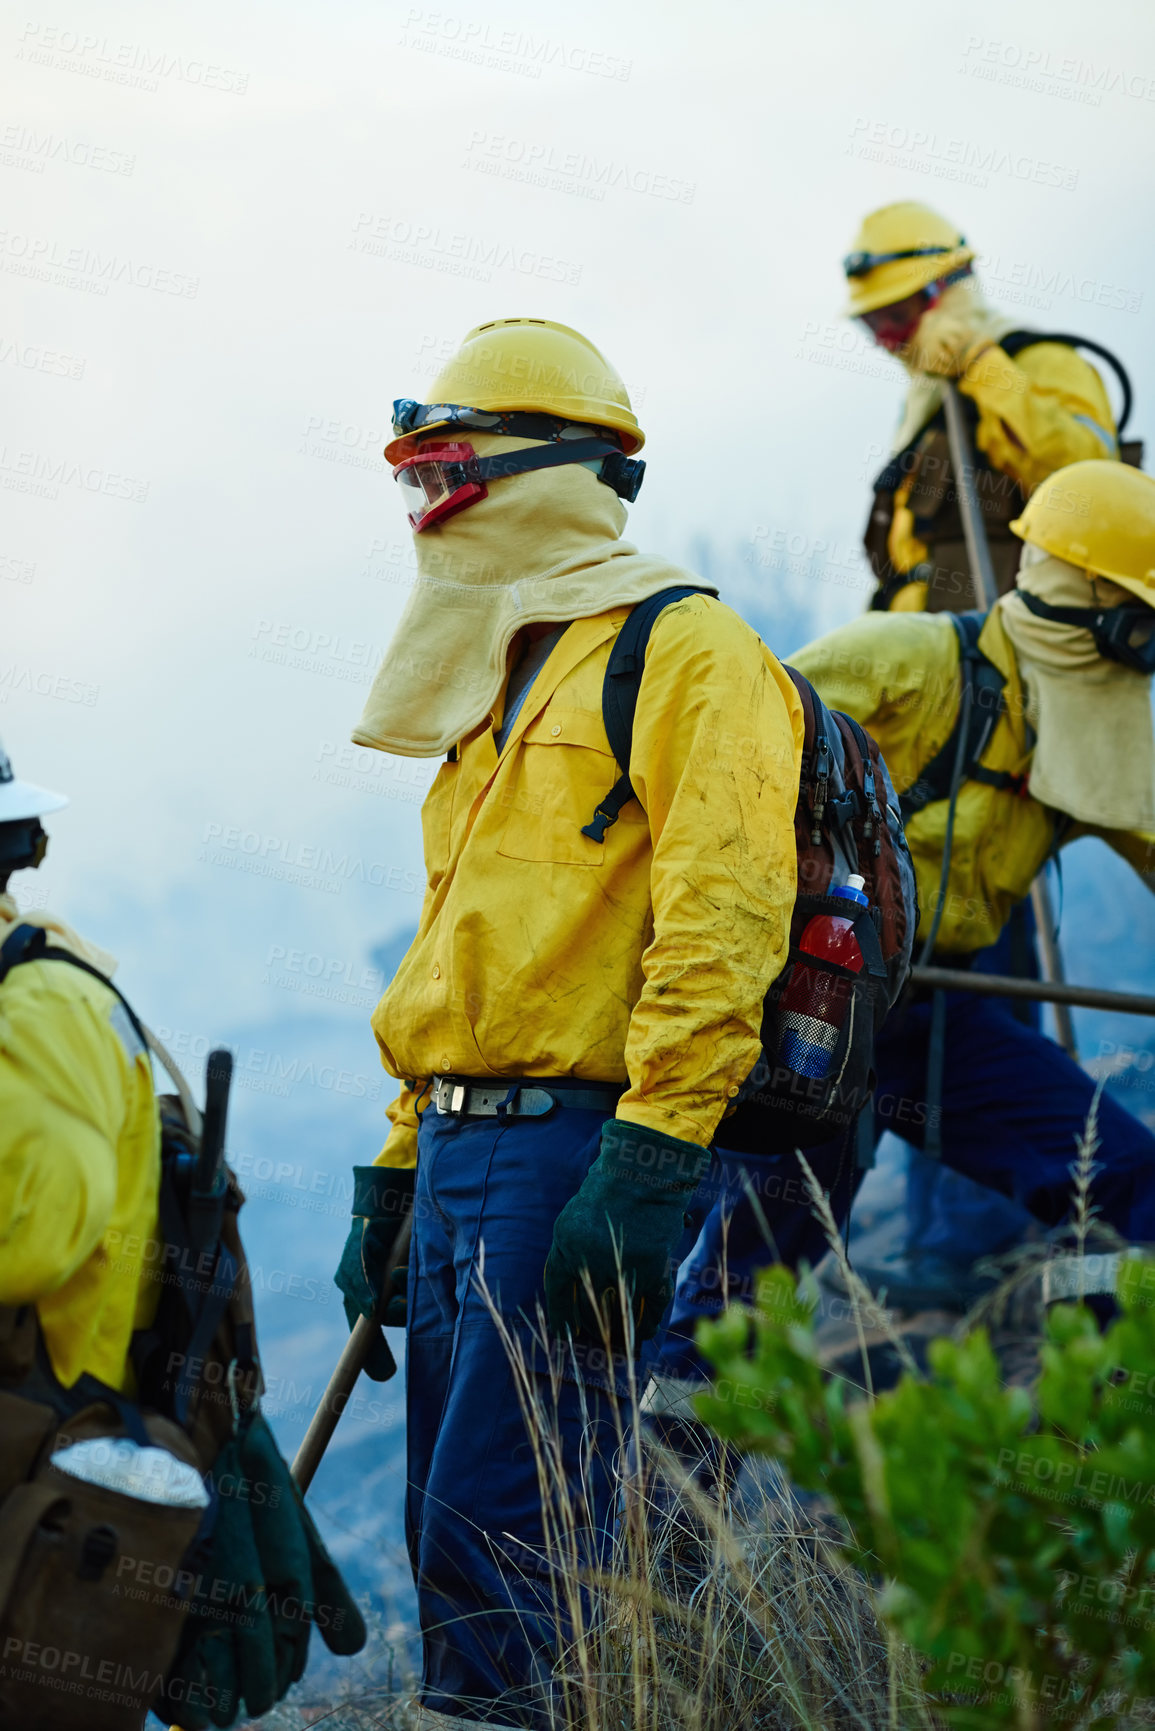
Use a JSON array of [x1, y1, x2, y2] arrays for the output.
[[911, 965, 1155, 1019], [941, 378, 1079, 1059], [941, 380, 998, 612], [1029, 876, 1080, 1060]]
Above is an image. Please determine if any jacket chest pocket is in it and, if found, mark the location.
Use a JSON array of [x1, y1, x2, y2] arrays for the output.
[[496, 708, 629, 866]]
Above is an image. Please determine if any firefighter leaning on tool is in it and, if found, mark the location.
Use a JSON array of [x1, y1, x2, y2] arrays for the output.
[[0, 743, 363, 1731], [796, 459, 1155, 1228], [845, 200, 1132, 613], [333, 318, 804, 1729], [652, 461, 1155, 1395]]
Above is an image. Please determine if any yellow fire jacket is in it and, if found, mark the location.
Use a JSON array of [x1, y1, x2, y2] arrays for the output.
[[372, 594, 804, 1165], [792, 611, 1155, 954], [888, 342, 1119, 596], [0, 898, 160, 1390]]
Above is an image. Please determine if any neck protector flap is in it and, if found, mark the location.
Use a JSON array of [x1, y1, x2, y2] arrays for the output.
[[353, 435, 712, 757], [998, 547, 1155, 830]]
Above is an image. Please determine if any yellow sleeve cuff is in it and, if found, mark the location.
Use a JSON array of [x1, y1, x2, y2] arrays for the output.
[[373, 1139, 418, 1169], [616, 1096, 716, 1150]]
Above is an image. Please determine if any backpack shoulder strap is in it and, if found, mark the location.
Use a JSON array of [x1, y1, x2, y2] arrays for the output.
[[835, 710, 885, 856], [0, 921, 149, 1050], [581, 585, 709, 843], [1000, 328, 1132, 434], [784, 667, 837, 845], [601, 585, 709, 768], [898, 613, 1013, 823]]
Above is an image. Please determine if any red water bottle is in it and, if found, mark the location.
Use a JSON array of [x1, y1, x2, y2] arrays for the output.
[[777, 874, 868, 1079]]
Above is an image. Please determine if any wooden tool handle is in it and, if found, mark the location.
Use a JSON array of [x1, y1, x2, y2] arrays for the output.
[[291, 1211, 413, 1492]]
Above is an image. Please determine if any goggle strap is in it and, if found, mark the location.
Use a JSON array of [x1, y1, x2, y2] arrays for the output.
[[843, 241, 964, 279], [473, 438, 618, 480], [473, 439, 645, 501], [1017, 590, 1155, 671], [1017, 593, 1112, 630]]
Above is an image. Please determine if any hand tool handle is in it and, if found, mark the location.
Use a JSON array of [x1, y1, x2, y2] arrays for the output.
[[291, 1211, 413, 1493], [197, 1047, 233, 1191]]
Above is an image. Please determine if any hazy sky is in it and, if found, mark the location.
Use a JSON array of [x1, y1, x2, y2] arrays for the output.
[[6, 0, 1155, 1060], [9, 0, 1155, 1645]]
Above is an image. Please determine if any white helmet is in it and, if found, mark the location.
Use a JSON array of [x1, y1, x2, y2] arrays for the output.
[[0, 741, 68, 822]]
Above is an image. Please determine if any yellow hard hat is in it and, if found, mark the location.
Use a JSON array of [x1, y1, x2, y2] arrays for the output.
[[842, 202, 975, 316], [384, 318, 643, 461], [1010, 460, 1155, 600]]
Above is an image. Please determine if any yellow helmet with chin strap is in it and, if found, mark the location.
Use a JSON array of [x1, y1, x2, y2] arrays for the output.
[[1010, 460, 1155, 601], [842, 202, 975, 316], [385, 318, 644, 462]]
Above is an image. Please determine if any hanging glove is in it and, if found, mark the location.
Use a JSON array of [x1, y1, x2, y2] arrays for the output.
[[157, 1415, 367, 1729], [154, 1435, 277, 1729], [544, 1119, 710, 1352], [242, 1412, 367, 1689], [333, 1164, 415, 1382]]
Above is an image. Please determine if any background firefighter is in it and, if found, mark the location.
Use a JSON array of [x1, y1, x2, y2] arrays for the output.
[[845, 196, 1143, 1303], [845, 199, 1130, 615], [0, 743, 364, 1731]]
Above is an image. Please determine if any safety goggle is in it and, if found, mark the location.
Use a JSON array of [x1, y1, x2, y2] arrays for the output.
[[842, 241, 963, 279], [1017, 591, 1155, 674], [390, 422, 645, 532], [392, 442, 488, 532]]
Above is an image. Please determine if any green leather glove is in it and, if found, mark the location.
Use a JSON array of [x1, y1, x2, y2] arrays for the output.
[[158, 1414, 367, 1729], [544, 1119, 710, 1351], [155, 1436, 276, 1729], [333, 1164, 415, 1382], [242, 1412, 367, 1687]]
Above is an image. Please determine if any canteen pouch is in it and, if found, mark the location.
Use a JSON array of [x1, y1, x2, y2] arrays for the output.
[[723, 893, 884, 1154], [0, 1405, 211, 1731]]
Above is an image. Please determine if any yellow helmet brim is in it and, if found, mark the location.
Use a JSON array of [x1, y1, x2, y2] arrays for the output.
[[842, 245, 975, 317]]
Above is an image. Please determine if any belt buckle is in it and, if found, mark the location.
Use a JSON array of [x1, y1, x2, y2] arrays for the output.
[[436, 1080, 467, 1116]]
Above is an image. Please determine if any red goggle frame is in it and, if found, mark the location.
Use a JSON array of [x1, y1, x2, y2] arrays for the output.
[[390, 441, 487, 532]]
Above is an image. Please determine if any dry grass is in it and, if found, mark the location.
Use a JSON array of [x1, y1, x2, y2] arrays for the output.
[[560, 1428, 935, 1731], [275, 1278, 938, 1730], [290, 1103, 1120, 1730], [459, 1264, 942, 1731]]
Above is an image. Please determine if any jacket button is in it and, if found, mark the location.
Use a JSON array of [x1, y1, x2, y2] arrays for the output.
[[728, 1084, 740, 1098], [441, 1057, 451, 1071], [432, 964, 440, 979], [550, 724, 562, 736]]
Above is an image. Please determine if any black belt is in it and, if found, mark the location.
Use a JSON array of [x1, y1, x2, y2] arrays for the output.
[[432, 1076, 623, 1118]]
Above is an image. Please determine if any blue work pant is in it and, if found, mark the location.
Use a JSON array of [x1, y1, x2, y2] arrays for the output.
[[873, 989, 1155, 1233], [652, 1133, 856, 1384], [654, 989, 1155, 1386], [407, 1104, 638, 1726], [904, 910, 1039, 1263]]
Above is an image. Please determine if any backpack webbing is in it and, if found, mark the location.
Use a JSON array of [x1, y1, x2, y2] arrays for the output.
[[0, 921, 149, 1048], [1000, 329, 1132, 435], [898, 612, 1027, 824], [580, 585, 709, 842]]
